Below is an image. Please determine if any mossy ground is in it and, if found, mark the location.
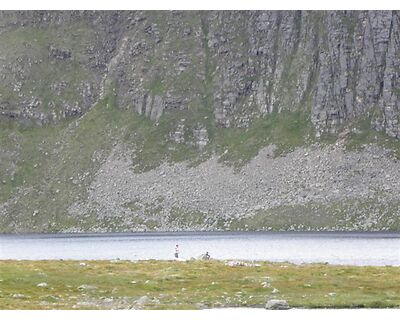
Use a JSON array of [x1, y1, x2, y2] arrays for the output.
[[344, 115, 400, 159], [0, 260, 399, 310], [0, 23, 99, 116], [215, 111, 314, 168], [230, 200, 400, 232]]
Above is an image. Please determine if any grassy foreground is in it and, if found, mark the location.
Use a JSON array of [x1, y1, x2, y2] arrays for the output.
[[0, 260, 399, 310]]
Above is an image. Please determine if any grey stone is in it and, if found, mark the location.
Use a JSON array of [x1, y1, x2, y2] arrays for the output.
[[78, 284, 97, 290], [135, 295, 151, 305], [265, 299, 290, 310], [37, 282, 48, 287], [271, 288, 279, 294]]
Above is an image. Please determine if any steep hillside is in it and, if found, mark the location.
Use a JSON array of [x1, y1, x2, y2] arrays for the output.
[[0, 11, 399, 232]]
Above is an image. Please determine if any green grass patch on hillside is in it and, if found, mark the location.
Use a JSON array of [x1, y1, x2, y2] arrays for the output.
[[145, 77, 165, 96], [129, 107, 315, 171], [230, 199, 400, 232], [345, 115, 400, 159], [0, 23, 100, 116], [0, 93, 147, 232], [0, 118, 72, 202], [215, 111, 314, 167]]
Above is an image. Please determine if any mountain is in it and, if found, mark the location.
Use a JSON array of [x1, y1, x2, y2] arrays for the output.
[[0, 11, 399, 232]]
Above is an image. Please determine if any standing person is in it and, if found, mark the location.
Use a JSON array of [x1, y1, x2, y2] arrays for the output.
[[174, 244, 179, 259]]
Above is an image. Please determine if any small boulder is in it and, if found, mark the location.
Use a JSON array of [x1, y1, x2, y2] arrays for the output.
[[37, 282, 48, 288], [265, 299, 290, 310], [78, 284, 97, 290], [136, 295, 150, 305], [195, 302, 207, 309]]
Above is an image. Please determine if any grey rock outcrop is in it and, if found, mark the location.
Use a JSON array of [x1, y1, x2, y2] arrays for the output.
[[265, 299, 290, 310], [135, 295, 151, 305], [0, 11, 399, 137]]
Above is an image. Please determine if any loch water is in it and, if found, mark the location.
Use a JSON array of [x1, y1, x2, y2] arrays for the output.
[[0, 232, 399, 266]]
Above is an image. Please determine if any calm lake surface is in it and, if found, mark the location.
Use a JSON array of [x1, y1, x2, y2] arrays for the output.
[[0, 232, 399, 266]]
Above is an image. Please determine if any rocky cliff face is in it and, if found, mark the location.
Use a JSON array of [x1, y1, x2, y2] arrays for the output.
[[1, 11, 399, 135], [0, 11, 399, 232]]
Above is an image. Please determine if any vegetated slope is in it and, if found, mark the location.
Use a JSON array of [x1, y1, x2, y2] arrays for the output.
[[0, 11, 399, 232]]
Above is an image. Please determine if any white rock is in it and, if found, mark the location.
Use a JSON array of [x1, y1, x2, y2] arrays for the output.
[[37, 282, 48, 287], [78, 284, 97, 290]]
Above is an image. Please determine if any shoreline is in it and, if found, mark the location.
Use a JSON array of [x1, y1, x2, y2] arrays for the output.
[[2, 230, 400, 236], [1, 258, 399, 268]]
